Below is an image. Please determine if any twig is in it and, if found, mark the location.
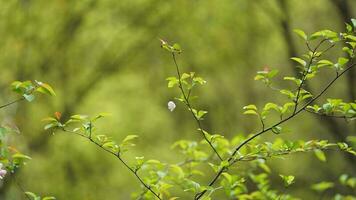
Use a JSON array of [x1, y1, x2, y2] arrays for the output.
[[258, 114, 265, 131], [0, 97, 24, 110], [293, 39, 327, 114], [13, 176, 32, 200], [171, 53, 223, 161], [62, 129, 162, 200]]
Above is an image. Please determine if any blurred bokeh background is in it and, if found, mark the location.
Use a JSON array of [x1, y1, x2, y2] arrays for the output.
[[0, 0, 355, 199]]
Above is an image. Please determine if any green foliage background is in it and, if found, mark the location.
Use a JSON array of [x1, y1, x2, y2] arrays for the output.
[[0, 0, 355, 199]]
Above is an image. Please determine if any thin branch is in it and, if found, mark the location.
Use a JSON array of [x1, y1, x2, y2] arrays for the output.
[[0, 97, 24, 110], [13, 176, 31, 200], [293, 39, 327, 114], [306, 42, 313, 52], [320, 43, 335, 55], [194, 62, 356, 200], [258, 114, 265, 131], [61, 129, 162, 200], [171, 53, 223, 161]]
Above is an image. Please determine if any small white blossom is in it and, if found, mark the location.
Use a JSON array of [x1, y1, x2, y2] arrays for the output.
[[0, 163, 7, 180], [167, 101, 176, 112]]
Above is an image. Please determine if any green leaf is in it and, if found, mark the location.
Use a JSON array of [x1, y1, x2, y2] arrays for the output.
[[25, 192, 39, 200], [293, 29, 307, 40], [197, 110, 208, 119], [310, 30, 338, 41], [42, 117, 58, 123], [36, 83, 56, 96], [317, 60, 334, 68], [261, 102, 281, 117], [280, 89, 295, 99], [193, 77, 206, 85], [291, 57, 306, 67], [335, 57, 349, 70], [181, 73, 191, 80], [267, 69, 279, 78], [70, 114, 88, 120], [284, 77, 302, 85], [351, 18, 356, 28], [254, 74, 265, 81], [243, 110, 258, 115], [208, 163, 219, 173], [172, 43, 182, 53], [280, 174, 295, 187], [170, 165, 184, 179], [263, 103, 279, 113], [220, 160, 229, 168], [145, 159, 161, 165], [339, 174, 348, 185], [122, 135, 139, 144], [314, 149, 326, 162], [42, 197, 56, 200], [272, 126, 282, 134], [259, 163, 271, 174], [311, 182, 334, 193], [345, 34, 356, 42], [96, 135, 109, 143], [44, 122, 59, 130], [281, 102, 295, 114], [135, 156, 145, 169], [11, 81, 23, 89], [166, 77, 179, 88], [160, 39, 173, 52], [221, 172, 232, 183], [102, 141, 118, 151], [243, 104, 257, 111], [12, 153, 32, 160]]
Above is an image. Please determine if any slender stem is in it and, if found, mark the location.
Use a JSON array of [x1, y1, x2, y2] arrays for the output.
[[171, 53, 223, 161], [13, 176, 32, 200], [62, 129, 162, 200], [292, 58, 313, 114], [258, 114, 265, 131], [293, 40, 327, 114], [194, 62, 355, 200], [0, 83, 46, 110], [0, 97, 24, 110]]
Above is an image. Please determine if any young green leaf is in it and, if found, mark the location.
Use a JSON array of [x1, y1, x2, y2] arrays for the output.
[[243, 110, 258, 115], [314, 149, 326, 162], [280, 174, 295, 187], [243, 104, 257, 111], [291, 57, 307, 67], [293, 29, 307, 40], [311, 182, 334, 193], [36, 83, 56, 96]]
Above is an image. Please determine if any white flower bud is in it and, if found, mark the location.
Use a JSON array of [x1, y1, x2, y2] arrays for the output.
[[168, 101, 176, 112]]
